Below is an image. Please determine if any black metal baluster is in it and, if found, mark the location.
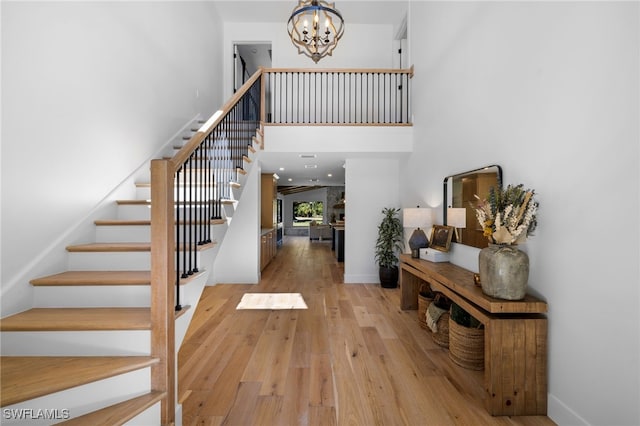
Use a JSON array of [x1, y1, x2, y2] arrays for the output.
[[321, 72, 325, 123], [191, 149, 199, 274], [384, 73, 387, 123], [181, 158, 188, 280], [296, 72, 300, 123], [278, 72, 282, 124], [284, 72, 288, 123], [365, 73, 369, 124], [175, 166, 182, 311], [188, 153, 195, 275], [348, 73, 351, 123], [341, 73, 344, 123], [377, 73, 381, 123], [205, 133, 212, 243]]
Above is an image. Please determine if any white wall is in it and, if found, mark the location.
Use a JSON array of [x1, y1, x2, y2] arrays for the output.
[[210, 162, 261, 284], [1, 2, 224, 314], [344, 157, 401, 283], [223, 21, 395, 101], [405, 2, 639, 425]]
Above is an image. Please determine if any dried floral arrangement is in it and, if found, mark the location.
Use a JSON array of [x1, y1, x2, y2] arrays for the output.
[[474, 184, 538, 245]]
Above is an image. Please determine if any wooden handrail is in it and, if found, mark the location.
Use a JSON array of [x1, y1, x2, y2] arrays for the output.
[[263, 66, 414, 77], [170, 69, 264, 170]]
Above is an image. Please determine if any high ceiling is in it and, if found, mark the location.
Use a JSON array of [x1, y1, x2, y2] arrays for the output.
[[213, 1, 408, 27], [216, 0, 409, 190]]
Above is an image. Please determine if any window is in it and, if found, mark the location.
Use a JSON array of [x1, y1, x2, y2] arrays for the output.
[[292, 201, 324, 227]]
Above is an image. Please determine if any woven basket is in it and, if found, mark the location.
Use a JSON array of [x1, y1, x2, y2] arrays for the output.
[[431, 310, 450, 348], [448, 318, 484, 370], [425, 293, 451, 348], [417, 294, 433, 329]]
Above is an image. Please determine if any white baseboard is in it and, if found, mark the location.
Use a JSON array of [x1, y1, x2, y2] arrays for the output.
[[343, 274, 379, 283], [547, 393, 589, 425]]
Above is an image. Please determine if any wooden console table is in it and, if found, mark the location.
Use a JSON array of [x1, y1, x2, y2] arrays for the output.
[[399, 254, 548, 416]]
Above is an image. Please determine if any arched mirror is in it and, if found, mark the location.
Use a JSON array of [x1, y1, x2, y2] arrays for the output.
[[443, 165, 502, 249]]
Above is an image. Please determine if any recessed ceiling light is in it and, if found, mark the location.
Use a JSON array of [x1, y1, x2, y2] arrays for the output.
[[304, 164, 317, 169], [327, 173, 332, 177], [279, 167, 285, 171], [288, 178, 293, 182]]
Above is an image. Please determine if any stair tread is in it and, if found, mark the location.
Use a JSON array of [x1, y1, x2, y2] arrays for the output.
[[67, 242, 152, 252], [0, 307, 151, 331], [0, 356, 158, 407], [30, 270, 205, 286], [135, 181, 241, 187], [31, 270, 151, 286], [95, 219, 226, 226], [117, 199, 232, 206], [66, 242, 216, 252], [57, 390, 166, 426]]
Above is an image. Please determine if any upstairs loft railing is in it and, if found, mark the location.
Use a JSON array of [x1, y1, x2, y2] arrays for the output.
[[149, 66, 413, 425], [263, 67, 413, 125]]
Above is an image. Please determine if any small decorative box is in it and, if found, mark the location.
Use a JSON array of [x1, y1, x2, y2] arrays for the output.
[[420, 248, 450, 263]]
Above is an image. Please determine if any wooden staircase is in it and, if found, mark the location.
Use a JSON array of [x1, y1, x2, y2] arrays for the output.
[[0, 118, 263, 424]]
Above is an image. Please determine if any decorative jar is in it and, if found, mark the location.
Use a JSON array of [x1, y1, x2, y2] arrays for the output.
[[478, 244, 529, 300]]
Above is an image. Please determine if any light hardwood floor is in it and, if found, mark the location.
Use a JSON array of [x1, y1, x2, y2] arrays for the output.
[[178, 236, 555, 426]]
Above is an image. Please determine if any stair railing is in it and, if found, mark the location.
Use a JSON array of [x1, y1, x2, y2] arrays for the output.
[[262, 67, 414, 125], [150, 70, 262, 425], [149, 66, 413, 424]]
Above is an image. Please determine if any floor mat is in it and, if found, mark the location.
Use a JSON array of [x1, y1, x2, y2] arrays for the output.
[[235, 293, 308, 310]]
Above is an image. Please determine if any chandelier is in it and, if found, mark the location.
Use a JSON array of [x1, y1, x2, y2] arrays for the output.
[[287, 0, 344, 63]]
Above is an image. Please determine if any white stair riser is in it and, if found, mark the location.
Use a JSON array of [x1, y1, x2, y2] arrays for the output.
[[1, 330, 150, 356], [135, 186, 151, 199], [68, 251, 208, 271], [136, 184, 242, 201], [96, 224, 224, 243], [68, 252, 151, 270], [223, 203, 237, 216], [0, 368, 151, 426], [96, 225, 150, 243], [124, 402, 160, 426], [116, 204, 151, 220], [34, 285, 150, 308], [117, 205, 228, 221]]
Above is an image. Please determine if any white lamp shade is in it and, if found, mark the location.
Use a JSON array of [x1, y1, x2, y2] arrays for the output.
[[447, 208, 467, 228], [403, 208, 433, 228]]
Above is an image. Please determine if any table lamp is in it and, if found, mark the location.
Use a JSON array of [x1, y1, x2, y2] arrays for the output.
[[447, 207, 467, 243], [403, 207, 433, 258]]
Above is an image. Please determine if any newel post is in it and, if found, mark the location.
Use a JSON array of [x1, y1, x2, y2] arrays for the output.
[[150, 159, 176, 425]]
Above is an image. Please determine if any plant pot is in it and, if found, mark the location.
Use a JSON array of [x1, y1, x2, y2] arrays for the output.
[[478, 244, 529, 300], [379, 266, 399, 288]]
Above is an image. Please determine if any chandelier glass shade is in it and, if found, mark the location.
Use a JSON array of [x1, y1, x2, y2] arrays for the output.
[[287, 0, 344, 63]]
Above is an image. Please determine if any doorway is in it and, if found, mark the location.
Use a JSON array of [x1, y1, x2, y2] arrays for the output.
[[233, 43, 272, 93]]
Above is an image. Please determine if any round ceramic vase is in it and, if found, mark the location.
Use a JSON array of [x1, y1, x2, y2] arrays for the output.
[[478, 244, 529, 300]]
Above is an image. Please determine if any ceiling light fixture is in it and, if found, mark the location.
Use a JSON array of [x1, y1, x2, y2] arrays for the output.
[[287, 0, 344, 64]]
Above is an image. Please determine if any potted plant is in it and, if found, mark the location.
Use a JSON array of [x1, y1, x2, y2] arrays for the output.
[[374, 207, 404, 288]]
